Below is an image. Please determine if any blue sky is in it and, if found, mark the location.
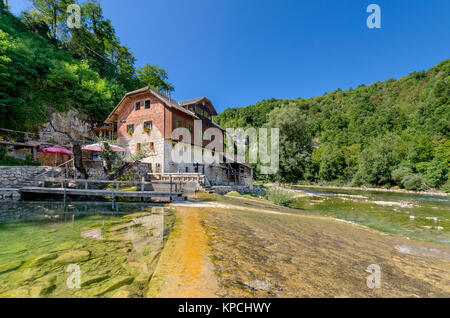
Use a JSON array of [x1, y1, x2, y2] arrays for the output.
[[8, 0, 450, 113]]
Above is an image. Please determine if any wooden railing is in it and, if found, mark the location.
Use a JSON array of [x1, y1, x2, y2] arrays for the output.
[[38, 177, 182, 194], [149, 173, 206, 186]]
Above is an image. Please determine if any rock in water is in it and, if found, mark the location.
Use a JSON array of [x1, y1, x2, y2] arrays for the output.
[[0, 260, 24, 274], [53, 250, 90, 265], [87, 276, 134, 296], [81, 228, 103, 240], [31, 253, 58, 266]]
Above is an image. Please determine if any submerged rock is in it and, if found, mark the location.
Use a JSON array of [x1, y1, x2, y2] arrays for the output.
[[0, 260, 24, 274], [0, 287, 30, 298], [31, 253, 58, 266], [34, 275, 57, 296], [121, 212, 152, 221], [53, 250, 90, 265], [86, 276, 134, 296], [50, 241, 77, 252], [108, 222, 139, 233], [111, 289, 131, 298], [81, 228, 103, 240], [81, 274, 109, 287]]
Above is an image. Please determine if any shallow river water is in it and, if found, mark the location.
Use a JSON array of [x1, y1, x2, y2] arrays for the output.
[[0, 201, 174, 298], [0, 189, 449, 298], [291, 187, 450, 245]]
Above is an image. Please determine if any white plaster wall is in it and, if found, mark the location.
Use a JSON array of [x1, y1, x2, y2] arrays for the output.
[[120, 124, 165, 171]]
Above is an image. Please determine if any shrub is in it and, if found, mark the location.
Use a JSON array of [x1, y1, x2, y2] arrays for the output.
[[267, 188, 294, 207], [0, 147, 41, 166], [421, 160, 447, 189], [401, 174, 424, 191], [442, 181, 450, 194], [391, 166, 413, 185]]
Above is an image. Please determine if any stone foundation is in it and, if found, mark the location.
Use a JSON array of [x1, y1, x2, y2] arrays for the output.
[[0, 166, 59, 188], [0, 189, 21, 201]]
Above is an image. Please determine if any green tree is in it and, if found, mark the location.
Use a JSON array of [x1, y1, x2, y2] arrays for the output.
[[0, 0, 7, 13], [318, 145, 345, 181], [354, 135, 401, 186], [265, 106, 313, 183], [136, 63, 174, 94], [27, 0, 72, 41]]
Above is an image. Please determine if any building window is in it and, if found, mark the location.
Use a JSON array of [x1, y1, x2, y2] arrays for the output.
[[135, 102, 141, 111], [127, 124, 134, 134], [176, 120, 182, 128], [149, 142, 155, 151], [144, 121, 153, 132], [187, 124, 193, 134], [145, 100, 151, 109]]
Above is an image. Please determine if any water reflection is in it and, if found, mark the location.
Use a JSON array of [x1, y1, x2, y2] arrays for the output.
[[0, 201, 164, 224]]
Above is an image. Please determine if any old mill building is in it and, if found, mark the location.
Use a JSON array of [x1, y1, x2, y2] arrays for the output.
[[94, 87, 253, 188]]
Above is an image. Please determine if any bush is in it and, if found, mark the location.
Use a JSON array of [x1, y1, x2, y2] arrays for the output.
[[267, 188, 295, 207], [392, 166, 413, 185], [401, 174, 424, 191], [419, 160, 447, 188], [442, 181, 450, 194], [0, 148, 41, 166]]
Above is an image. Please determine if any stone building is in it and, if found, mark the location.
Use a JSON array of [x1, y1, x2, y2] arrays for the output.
[[95, 87, 253, 187]]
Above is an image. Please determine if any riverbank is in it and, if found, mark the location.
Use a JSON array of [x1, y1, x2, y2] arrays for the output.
[[289, 184, 449, 196]]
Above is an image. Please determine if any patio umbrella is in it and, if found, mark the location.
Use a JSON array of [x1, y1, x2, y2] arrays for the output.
[[38, 146, 74, 166], [82, 143, 126, 153], [39, 146, 74, 156]]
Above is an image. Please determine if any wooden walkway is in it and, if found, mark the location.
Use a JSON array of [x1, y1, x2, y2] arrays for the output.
[[19, 177, 186, 202]]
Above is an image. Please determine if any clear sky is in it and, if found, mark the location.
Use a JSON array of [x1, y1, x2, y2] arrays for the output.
[[8, 0, 450, 113]]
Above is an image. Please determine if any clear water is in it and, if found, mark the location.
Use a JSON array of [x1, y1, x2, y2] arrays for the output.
[[291, 187, 450, 245], [0, 201, 173, 298]]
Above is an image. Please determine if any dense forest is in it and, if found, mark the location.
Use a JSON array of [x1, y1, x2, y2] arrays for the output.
[[0, 0, 173, 131], [215, 60, 450, 192]]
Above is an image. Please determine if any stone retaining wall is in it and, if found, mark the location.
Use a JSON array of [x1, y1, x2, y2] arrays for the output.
[[0, 189, 21, 201], [0, 166, 60, 188]]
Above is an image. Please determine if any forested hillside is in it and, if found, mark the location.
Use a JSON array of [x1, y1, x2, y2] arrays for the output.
[[216, 60, 450, 191], [0, 0, 172, 131]]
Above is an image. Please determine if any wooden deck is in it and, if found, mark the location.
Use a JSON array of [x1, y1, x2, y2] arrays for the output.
[[19, 177, 186, 202]]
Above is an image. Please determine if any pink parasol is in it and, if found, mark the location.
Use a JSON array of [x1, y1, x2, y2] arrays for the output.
[[38, 146, 73, 167], [82, 143, 126, 153], [38, 146, 74, 156]]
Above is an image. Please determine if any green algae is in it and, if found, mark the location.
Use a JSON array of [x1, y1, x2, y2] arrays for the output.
[[53, 250, 91, 265], [0, 260, 24, 274], [0, 202, 175, 298]]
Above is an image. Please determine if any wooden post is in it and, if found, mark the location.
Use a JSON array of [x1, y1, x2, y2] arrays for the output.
[[111, 190, 115, 209], [85, 180, 88, 190], [116, 182, 119, 191], [141, 177, 145, 192], [169, 174, 173, 194]]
